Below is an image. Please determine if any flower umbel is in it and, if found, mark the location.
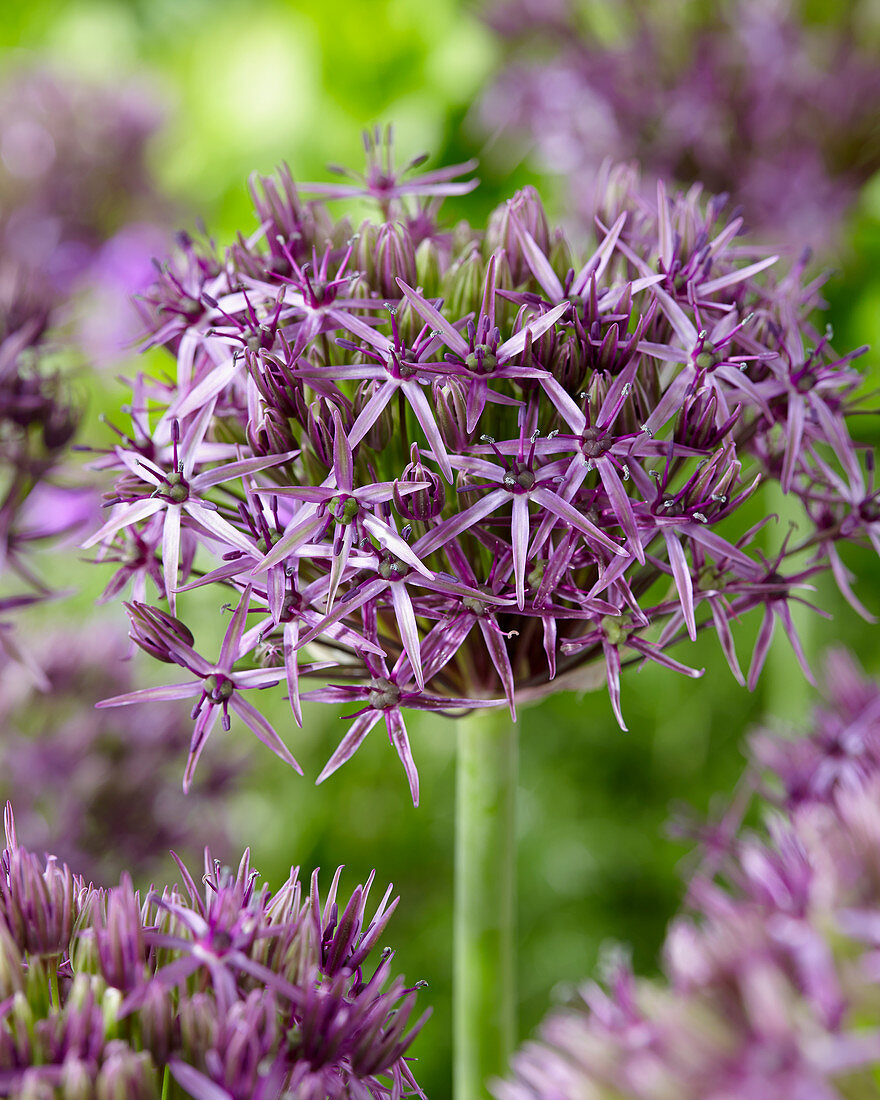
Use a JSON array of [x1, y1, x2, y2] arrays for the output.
[[0, 803, 429, 1098], [85, 132, 876, 801]]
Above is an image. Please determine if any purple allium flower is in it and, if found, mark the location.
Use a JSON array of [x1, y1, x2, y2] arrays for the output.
[[0, 624, 239, 885], [0, 64, 166, 296], [478, 0, 880, 253], [85, 133, 876, 803], [499, 649, 880, 1099], [0, 804, 429, 1098]]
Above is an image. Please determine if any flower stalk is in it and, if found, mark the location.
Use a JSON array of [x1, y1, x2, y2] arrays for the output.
[[455, 707, 518, 1100]]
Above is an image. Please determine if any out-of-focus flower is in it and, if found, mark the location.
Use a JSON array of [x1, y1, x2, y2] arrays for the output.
[[0, 64, 166, 294], [0, 623, 240, 885], [0, 64, 174, 674], [499, 649, 880, 1099], [85, 134, 875, 804], [0, 804, 428, 1098], [0, 63, 172, 371], [477, 0, 880, 253]]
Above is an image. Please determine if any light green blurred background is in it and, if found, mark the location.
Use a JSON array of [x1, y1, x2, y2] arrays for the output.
[[2, 2, 879, 1097]]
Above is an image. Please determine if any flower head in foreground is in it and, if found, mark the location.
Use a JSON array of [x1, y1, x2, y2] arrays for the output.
[[478, 0, 880, 252], [500, 649, 880, 1100], [0, 803, 428, 1098], [87, 132, 876, 802]]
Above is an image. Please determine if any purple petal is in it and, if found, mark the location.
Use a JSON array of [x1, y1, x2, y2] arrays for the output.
[[317, 711, 383, 785], [162, 505, 182, 613], [391, 583, 424, 689], [396, 280, 470, 358], [511, 494, 530, 610], [229, 695, 303, 774], [663, 529, 696, 641], [386, 707, 420, 806]]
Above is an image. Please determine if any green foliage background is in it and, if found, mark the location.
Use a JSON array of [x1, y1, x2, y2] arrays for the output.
[[2, 2, 879, 1097]]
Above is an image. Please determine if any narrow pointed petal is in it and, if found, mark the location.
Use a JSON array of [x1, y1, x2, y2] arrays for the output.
[[401, 380, 454, 482], [513, 222, 564, 300], [283, 620, 303, 726], [478, 618, 516, 718], [361, 515, 433, 577], [348, 381, 397, 448], [81, 497, 164, 549], [747, 605, 776, 691], [531, 487, 626, 557], [162, 505, 182, 612], [183, 706, 219, 793], [663, 529, 697, 641], [496, 301, 570, 361], [218, 586, 252, 669], [386, 707, 419, 806], [332, 406, 355, 490], [710, 599, 746, 686], [391, 583, 424, 689], [596, 457, 644, 564], [229, 695, 303, 773], [511, 493, 530, 609], [602, 639, 627, 731], [396, 279, 470, 358], [317, 711, 383, 785], [96, 681, 202, 707]]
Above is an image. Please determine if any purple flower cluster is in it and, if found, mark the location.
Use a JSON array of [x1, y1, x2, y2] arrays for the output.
[[0, 266, 87, 682], [0, 65, 171, 674], [478, 0, 880, 252], [0, 803, 428, 1098], [0, 626, 239, 885], [85, 133, 875, 803], [500, 648, 880, 1099], [0, 65, 165, 298]]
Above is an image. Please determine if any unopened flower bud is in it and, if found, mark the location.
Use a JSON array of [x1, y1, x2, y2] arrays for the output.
[[394, 445, 446, 521], [488, 185, 550, 284], [442, 245, 484, 320], [357, 220, 417, 299], [0, 849, 75, 957], [433, 377, 470, 450], [95, 1042, 158, 1100]]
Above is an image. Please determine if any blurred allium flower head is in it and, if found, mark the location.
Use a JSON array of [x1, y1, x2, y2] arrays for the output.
[[0, 625, 239, 885], [0, 803, 428, 1098], [500, 648, 880, 1099], [85, 130, 875, 804], [478, 0, 880, 251], [0, 64, 165, 289], [0, 262, 88, 680], [0, 63, 171, 367]]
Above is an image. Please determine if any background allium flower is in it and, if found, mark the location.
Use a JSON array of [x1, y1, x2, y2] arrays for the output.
[[0, 64, 172, 371], [86, 136, 876, 802], [0, 267, 87, 678], [499, 648, 880, 1099], [0, 625, 240, 885], [0, 804, 428, 1098], [477, 0, 880, 253], [0, 64, 166, 294]]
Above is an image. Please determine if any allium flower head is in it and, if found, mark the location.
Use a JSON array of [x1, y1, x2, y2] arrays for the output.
[[500, 650, 880, 1099], [478, 0, 880, 252], [0, 64, 165, 293], [86, 133, 876, 802], [0, 804, 428, 1098]]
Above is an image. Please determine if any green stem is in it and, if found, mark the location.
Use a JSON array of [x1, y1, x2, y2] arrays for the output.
[[454, 708, 518, 1100], [48, 965, 59, 1011], [161, 1065, 171, 1100]]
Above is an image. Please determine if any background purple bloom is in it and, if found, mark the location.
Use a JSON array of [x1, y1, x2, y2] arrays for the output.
[[500, 649, 880, 1099], [477, 0, 880, 254]]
